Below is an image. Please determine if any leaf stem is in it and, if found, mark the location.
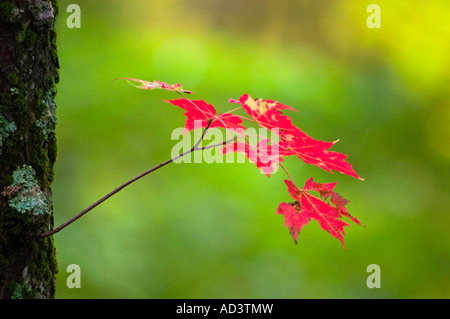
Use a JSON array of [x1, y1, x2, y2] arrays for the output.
[[279, 163, 294, 183]]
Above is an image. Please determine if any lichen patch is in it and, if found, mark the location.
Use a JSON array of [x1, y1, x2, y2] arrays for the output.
[[0, 114, 17, 147], [2, 165, 48, 215]]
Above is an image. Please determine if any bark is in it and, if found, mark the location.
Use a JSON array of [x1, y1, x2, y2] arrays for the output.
[[0, 0, 59, 299]]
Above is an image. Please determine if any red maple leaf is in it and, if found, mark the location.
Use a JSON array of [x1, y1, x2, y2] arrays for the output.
[[229, 94, 299, 133], [277, 178, 362, 248], [165, 98, 246, 133], [222, 138, 282, 176], [278, 134, 361, 179], [114, 77, 194, 94], [230, 94, 361, 179]]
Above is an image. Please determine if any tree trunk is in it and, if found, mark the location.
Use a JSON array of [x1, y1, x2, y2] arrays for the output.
[[0, 0, 59, 299]]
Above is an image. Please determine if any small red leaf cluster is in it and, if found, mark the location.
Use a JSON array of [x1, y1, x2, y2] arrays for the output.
[[277, 178, 362, 249], [229, 94, 361, 179], [119, 78, 363, 248]]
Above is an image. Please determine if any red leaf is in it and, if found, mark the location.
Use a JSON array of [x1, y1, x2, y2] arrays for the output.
[[114, 77, 193, 94], [229, 94, 299, 133], [222, 138, 282, 176], [165, 98, 246, 133], [279, 135, 361, 179], [231, 94, 362, 179], [277, 178, 362, 248], [276, 202, 310, 245], [303, 178, 362, 225]]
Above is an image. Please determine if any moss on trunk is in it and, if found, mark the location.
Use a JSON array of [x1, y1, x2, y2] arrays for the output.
[[0, 0, 59, 299]]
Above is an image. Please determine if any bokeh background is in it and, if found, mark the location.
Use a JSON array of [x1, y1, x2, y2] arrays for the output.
[[53, 0, 449, 298]]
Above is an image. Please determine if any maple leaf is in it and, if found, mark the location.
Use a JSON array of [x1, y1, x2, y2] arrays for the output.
[[277, 178, 362, 248], [222, 138, 282, 176], [165, 98, 246, 133], [114, 77, 193, 94], [230, 94, 362, 179], [229, 94, 299, 133], [278, 134, 361, 179]]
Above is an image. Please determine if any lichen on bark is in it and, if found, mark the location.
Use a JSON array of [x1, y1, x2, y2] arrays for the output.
[[3, 165, 49, 216]]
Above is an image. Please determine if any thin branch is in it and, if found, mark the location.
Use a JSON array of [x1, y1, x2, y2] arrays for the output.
[[34, 120, 215, 238], [200, 136, 237, 150], [193, 118, 212, 150]]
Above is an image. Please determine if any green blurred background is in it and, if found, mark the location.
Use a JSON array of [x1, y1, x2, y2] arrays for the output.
[[53, 0, 449, 298]]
